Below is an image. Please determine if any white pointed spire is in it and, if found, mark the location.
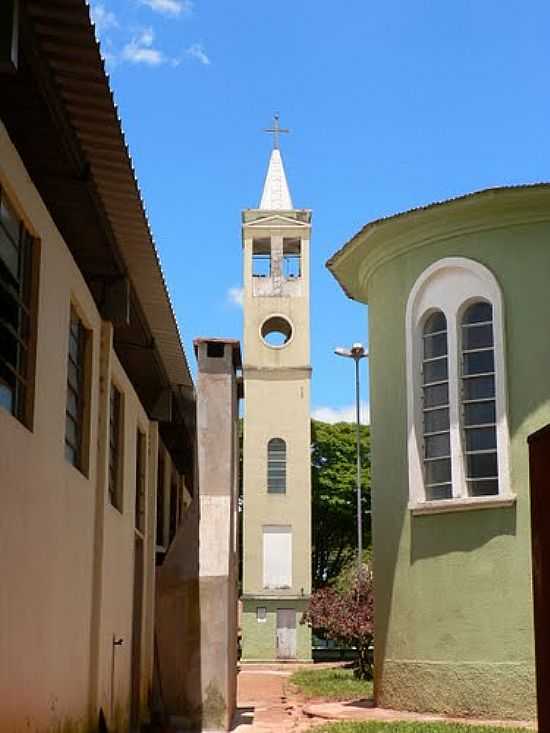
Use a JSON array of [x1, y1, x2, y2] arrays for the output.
[[260, 148, 293, 210]]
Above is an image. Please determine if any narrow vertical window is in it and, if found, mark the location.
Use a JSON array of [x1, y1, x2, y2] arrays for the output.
[[156, 452, 165, 547], [135, 430, 146, 533], [422, 312, 452, 500], [169, 471, 178, 542], [267, 438, 286, 494], [109, 384, 123, 511], [0, 188, 38, 426], [65, 309, 88, 470], [461, 302, 498, 496]]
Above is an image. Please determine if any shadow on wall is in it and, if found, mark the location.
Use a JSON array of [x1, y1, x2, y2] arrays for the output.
[[154, 493, 203, 730], [369, 294, 410, 707], [410, 506, 517, 563]]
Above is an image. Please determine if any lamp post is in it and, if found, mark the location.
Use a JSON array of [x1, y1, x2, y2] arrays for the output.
[[335, 343, 368, 579]]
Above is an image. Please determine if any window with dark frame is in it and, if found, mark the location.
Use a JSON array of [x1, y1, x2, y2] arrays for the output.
[[156, 452, 165, 547], [0, 187, 37, 427], [421, 311, 452, 500], [267, 438, 287, 493], [109, 384, 123, 511], [135, 429, 146, 533], [169, 473, 178, 542], [461, 301, 499, 497], [65, 309, 88, 470]]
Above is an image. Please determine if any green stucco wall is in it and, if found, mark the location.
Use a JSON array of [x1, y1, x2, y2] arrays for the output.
[[241, 599, 311, 662], [364, 220, 548, 720]]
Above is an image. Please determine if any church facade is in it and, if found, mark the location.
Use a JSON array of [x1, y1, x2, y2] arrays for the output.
[[327, 185, 548, 720], [240, 137, 312, 661]]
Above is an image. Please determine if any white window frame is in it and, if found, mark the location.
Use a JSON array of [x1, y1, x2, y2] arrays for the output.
[[406, 257, 515, 515]]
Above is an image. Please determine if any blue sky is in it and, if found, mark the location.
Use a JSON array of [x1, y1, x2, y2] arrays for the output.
[[90, 0, 550, 422]]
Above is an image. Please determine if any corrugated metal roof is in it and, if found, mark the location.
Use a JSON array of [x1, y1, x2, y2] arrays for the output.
[[26, 0, 192, 389], [326, 183, 550, 277]]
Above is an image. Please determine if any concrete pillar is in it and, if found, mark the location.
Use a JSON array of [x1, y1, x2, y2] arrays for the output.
[[195, 338, 242, 731]]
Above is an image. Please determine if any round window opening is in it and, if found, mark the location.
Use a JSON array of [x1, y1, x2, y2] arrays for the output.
[[261, 316, 293, 348]]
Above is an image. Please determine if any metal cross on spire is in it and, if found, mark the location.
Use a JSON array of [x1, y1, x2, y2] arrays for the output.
[[264, 113, 289, 150]]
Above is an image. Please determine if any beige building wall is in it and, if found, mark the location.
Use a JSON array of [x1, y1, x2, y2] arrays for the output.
[[243, 375, 311, 595], [0, 119, 185, 732], [241, 202, 313, 661]]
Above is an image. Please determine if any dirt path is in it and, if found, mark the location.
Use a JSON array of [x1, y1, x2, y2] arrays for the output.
[[233, 665, 316, 732]]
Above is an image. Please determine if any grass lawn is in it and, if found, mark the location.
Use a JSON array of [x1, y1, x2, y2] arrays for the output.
[[314, 724, 531, 733], [289, 666, 373, 701]]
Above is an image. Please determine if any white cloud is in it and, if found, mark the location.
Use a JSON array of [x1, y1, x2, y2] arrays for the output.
[[312, 401, 370, 425], [227, 287, 244, 307], [139, 0, 193, 16], [122, 28, 166, 65], [91, 3, 118, 32], [186, 43, 210, 65]]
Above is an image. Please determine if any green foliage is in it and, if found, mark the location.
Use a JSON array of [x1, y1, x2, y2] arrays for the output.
[[332, 550, 373, 594], [314, 724, 530, 733], [289, 666, 373, 701], [311, 419, 371, 588]]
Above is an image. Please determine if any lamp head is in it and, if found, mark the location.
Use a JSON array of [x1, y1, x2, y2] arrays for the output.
[[351, 343, 367, 358]]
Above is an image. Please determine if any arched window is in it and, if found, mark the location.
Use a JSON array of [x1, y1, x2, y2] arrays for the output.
[[267, 438, 286, 493], [422, 311, 452, 500], [405, 258, 513, 513], [461, 301, 498, 496]]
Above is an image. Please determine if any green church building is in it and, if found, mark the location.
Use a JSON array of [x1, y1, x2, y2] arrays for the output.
[[327, 184, 547, 720]]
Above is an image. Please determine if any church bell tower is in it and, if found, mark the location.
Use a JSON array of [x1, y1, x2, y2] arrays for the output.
[[241, 117, 312, 661]]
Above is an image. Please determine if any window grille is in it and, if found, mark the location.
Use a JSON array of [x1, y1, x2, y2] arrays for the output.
[[267, 438, 286, 493], [109, 384, 123, 510], [156, 452, 165, 547], [422, 311, 452, 500], [461, 302, 498, 496], [135, 430, 146, 533], [65, 310, 88, 469], [169, 473, 178, 542], [407, 258, 510, 508], [0, 187, 37, 426]]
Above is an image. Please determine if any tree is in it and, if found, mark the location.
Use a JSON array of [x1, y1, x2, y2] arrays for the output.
[[311, 419, 371, 588], [303, 558, 375, 679]]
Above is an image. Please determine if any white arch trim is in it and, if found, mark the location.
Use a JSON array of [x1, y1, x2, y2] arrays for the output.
[[405, 257, 515, 515]]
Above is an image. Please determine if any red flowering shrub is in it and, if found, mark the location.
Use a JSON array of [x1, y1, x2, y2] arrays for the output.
[[303, 563, 374, 679]]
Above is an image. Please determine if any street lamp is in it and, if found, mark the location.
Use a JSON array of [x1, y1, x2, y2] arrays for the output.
[[335, 343, 368, 578]]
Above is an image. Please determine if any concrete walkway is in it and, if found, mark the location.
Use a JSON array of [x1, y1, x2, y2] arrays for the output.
[[304, 700, 536, 729], [231, 664, 537, 732]]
